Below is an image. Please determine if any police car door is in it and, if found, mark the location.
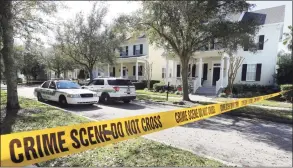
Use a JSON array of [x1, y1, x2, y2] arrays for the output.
[[47, 81, 57, 101], [40, 81, 51, 100]]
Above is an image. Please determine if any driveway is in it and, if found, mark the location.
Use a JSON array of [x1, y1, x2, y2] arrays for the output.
[[17, 86, 292, 167]]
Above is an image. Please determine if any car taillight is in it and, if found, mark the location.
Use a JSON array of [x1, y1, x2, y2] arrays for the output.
[[113, 86, 120, 92]]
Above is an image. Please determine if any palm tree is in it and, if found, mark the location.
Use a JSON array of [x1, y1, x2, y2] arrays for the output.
[[283, 25, 292, 51]]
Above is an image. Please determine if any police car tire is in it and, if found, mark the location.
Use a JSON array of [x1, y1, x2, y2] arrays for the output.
[[59, 95, 68, 107], [123, 100, 131, 103], [37, 92, 44, 102], [100, 93, 110, 104]]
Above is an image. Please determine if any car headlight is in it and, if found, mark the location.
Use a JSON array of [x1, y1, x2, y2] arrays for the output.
[[67, 94, 81, 98], [93, 93, 98, 97]]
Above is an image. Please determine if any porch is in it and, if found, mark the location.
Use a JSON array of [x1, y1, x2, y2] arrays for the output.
[[92, 56, 147, 81], [166, 53, 230, 95]]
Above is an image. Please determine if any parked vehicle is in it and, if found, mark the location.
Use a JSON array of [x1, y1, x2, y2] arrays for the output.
[[34, 80, 99, 107], [82, 78, 136, 103]]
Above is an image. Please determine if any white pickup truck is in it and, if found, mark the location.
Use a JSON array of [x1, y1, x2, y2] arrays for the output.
[[34, 80, 99, 107]]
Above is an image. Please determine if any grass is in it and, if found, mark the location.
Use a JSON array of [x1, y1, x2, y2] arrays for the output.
[[136, 89, 181, 98], [0, 91, 224, 167], [136, 94, 180, 102], [213, 97, 292, 109]]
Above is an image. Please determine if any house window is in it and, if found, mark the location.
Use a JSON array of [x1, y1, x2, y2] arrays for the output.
[[138, 65, 143, 76], [120, 46, 128, 56], [133, 44, 143, 55], [246, 64, 256, 81], [162, 68, 166, 78], [258, 35, 264, 50]]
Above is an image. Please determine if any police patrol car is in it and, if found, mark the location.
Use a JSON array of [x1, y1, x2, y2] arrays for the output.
[[34, 80, 99, 107], [82, 77, 136, 103]]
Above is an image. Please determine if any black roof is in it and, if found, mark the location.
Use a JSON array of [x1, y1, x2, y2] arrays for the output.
[[241, 12, 266, 25]]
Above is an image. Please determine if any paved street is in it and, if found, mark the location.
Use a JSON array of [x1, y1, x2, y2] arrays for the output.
[[18, 86, 292, 167]]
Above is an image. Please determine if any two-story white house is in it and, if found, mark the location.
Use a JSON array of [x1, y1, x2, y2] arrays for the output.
[[62, 5, 285, 96]]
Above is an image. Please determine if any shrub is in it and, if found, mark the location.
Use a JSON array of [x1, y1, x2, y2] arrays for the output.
[[133, 82, 146, 90], [227, 84, 277, 97], [153, 83, 165, 92], [141, 80, 160, 89], [280, 84, 293, 102], [17, 78, 23, 84]]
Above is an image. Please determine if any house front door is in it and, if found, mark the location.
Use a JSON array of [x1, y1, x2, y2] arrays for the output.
[[212, 67, 220, 86]]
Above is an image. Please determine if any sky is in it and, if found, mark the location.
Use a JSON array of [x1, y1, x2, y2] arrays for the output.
[[43, 1, 292, 51]]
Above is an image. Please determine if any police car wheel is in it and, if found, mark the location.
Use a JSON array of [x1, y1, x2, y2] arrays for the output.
[[37, 92, 44, 102], [59, 96, 68, 107], [100, 93, 110, 104]]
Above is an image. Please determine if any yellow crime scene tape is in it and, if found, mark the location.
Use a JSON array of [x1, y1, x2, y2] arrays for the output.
[[0, 91, 289, 166]]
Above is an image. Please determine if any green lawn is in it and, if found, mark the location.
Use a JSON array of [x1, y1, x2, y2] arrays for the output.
[[136, 90, 182, 98], [0, 91, 224, 167], [213, 97, 292, 109], [136, 94, 180, 102]]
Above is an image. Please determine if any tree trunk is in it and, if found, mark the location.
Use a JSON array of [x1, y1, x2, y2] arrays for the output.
[[88, 68, 94, 81], [0, 1, 20, 112], [147, 79, 150, 90], [180, 57, 190, 101], [57, 70, 61, 78]]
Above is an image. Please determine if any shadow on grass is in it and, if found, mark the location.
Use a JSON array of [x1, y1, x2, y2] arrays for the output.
[[182, 114, 292, 153]]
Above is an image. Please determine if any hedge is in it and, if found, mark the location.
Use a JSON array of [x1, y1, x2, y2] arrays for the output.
[[224, 84, 279, 97], [133, 82, 145, 90], [280, 84, 293, 102]]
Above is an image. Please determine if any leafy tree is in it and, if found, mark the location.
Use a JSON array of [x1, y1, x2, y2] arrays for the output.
[[116, 1, 259, 101], [276, 51, 292, 85], [0, 1, 61, 120], [283, 25, 292, 51], [45, 45, 77, 79], [143, 60, 153, 90], [57, 2, 123, 81], [217, 23, 259, 95]]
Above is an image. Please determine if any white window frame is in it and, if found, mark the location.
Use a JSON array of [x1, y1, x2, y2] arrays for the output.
[[246, 64, 256, 81]]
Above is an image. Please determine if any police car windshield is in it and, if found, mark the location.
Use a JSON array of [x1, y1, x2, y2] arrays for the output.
[[56, 81, 81, 89]]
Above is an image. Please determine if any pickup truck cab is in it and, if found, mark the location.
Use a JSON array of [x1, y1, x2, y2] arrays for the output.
[[82, 78, 136, 103], [34, 80, 99, 107]]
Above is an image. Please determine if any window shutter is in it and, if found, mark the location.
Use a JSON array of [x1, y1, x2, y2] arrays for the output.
[[126, 46, 128, 56], [133, 66, 135, 76], [113, 67, 115, 77], [140, 44, 143, 54], [241, 64, 247, 81], [255, 64, 262, 81], [133, 45, 136, 55], [192, 64, 196, 77], [258, 35, 264, 50], [177, 64, 181, 77]]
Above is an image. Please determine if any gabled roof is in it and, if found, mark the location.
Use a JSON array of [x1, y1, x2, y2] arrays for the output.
[[252, 5, 285, 24]]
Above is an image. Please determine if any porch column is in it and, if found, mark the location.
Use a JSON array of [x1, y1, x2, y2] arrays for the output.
[[198, 57, 203, 87], [120, 62, 123, 78], [107, 64, 110, 77], [225, 57, 230, 78], [220, 56, 224, 87], [136, 60, 138, 80], [166, 59, 169, 83]]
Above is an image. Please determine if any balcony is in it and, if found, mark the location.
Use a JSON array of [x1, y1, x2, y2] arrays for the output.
[[120, 51, 128, 57]]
